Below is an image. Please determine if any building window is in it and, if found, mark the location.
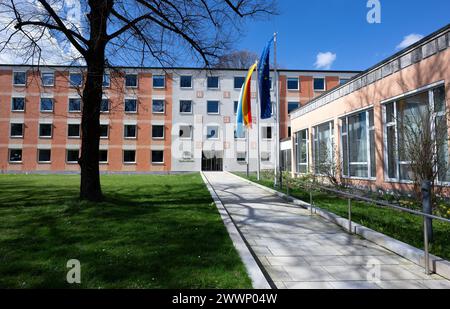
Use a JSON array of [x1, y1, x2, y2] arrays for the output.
[[262, 126, 272, 139], [124, 99, 137, 113], [207, 76, 219, 89], [38, 149, 51, 163], [103, 74, 110, 87], [288, 101, 299, 114], [152, 150, 164, 164], [313, 121, 334, 175], [179, 125, 193, 139], [287, 78, 299, 90], [11, 97, 25, 112], [100, 99, 109, 113], [152, 125, 165, 139], [125, 74, 138, 88], [340, 78, 350, 86], [68, 124, 81, 138], [234, 101, 239, 114], [39, 123, 52, 138], [237, 152, 247, 162], [152, 100, 165, 114], [180, 76, 192, 88], [100, 124, 109, 138], [13, 72, 26, 86], [295, 129, 309, 174], [68, 98, 81, 112], [40, 98, 54, 112], [261, 152, 271, 162], [124, 125, 137, 139], [383, 85, 449, 182], [123, 150, 136, 164], [41, 72, 54, 86], [10, 123, 24, 138], [9, 149, 22, 163], [69, 73, 82, 87], [153, 75, 165, 88], [234, 77, 245, 89], [180, 100, 192, 114], [207, 101, 220, 114], [206, 126, 219, 139], [99, 150, 108, 164], [313, 78, 326, 91], [66, 149, 79, 163], [341, 109, 375, 179]]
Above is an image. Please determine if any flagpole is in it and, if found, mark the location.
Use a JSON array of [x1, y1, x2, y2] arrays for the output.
[[255, 62, 261, 181], [246, 127, 250, 177], [273, 32, 280, 188]]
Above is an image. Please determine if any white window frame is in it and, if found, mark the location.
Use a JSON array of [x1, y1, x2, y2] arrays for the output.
[[99, 150, 108, 164], [151, 150, 165, 164], [37, 149, 51, 164], [206, 125, 220, 140], [207, 76, 220, 90], [68, 97, 82, 113], [124, 124, 137, 139], [102, 73, 110, 88], [100, 124, 109, 139], [66, 149, 79, 164], [313, 77, 326, 92], [69, 72, 83, 88], [40, 97, 54, 113], [9, 148, 23, 163], [152, 125, 165, 140], [39, 123, 53, 139], [13, 71, 26, 86], [11, 97, 25, 112], [234, 76, 246, 90], [179, 125, 193, 140], [153, 75, 166, 89], [288, 101, 300, 114], [152, 99, 165, 114], [237, 152, 247, 163], [207, 100, 220, 115], [125, 74, 138, 88], [124, 98, 138, 114], [67, 124, 81, 139], [287, 77, 299, 91], [312, 121, 334, 176], [100, 98, 110, 113], [123, 150, 137, 164], [180, 100, 193, 114], [295, 128, 309, 174], [10, 123, 24, 138], [41, 72, 55, 87], [180, 75, 193, 89]]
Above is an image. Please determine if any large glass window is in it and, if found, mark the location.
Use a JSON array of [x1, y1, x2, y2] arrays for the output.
[[152, 125, 165, 139], [40, 98, 54, 112], [38, 149, 51, 163], [207, 76, 219, 89], [13, 72, 26, 86], [125, 74, 138, 88], [10, 123, 24, 137], [207, 101, 220, 114], [288, 102, 299, 114], [124, 125, 137, 139], [100, 99, 109, 112], [100, 125, 109, 138], [180, 100, 192, 114], [68, 124, 80, 138], [206, 126, 219, 139], [234, 77, 245, 89], [152, 100, 165, 114], [123, 150, 136, 163], [66, 149, 79, 163], [39, 123, 52, 138], [341, 109, 376, 178], [41, 72, 54, 86], [295, 129, 309, 174], [9, 149, 22, 162], [125, 99, 137, 113], [68, 98, 81, 112], [153, 75, 165, 88], [69, 73, 82, 87], [180, 76, 192, 88], [313, 78, 326, 91], [287, 78, 299, 90], [152, 151, 164, 164], [313, 121, 334, 174], [11, 97, 25, 111], [383, 85, 449, 182]]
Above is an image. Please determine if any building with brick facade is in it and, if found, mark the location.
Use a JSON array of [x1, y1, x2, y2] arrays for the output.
[[0, 64, 358, 173], [290, 24, 450, 192]]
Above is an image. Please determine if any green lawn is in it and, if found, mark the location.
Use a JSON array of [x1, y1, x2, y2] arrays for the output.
[[235, 172, 450, 262], [0, 173, 251, 289]]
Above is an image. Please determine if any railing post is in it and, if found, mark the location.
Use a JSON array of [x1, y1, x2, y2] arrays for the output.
[[348, 198, 352, 234], [421, 181, 433, 242], [309, 190, 313, 215], [423, 217, 431, 275]]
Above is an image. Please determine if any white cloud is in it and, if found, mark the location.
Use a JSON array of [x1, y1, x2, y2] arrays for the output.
[[314, 52, 336, 70], [396, 33, 424, 50]]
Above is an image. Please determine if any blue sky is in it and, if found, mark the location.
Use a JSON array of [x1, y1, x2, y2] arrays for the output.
[[237, 0, 450, 71]]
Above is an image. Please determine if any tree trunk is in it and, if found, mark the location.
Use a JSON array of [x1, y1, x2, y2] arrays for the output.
[[79, 0, 112, 202]]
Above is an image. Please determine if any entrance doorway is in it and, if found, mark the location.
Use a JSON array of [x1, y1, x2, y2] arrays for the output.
[[202, 151, 223, 172]]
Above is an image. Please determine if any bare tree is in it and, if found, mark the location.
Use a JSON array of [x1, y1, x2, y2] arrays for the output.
[[315, 141, 341, 187], [0, 0, 276, 201], [214, 50, 258, 69]]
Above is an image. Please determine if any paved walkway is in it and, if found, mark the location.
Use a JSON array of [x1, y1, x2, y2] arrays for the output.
[[203, 172, 450, 289]]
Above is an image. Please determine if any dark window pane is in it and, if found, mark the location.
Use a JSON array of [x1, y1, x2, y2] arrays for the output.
[[68, 124, 80, 137], [10, 123, 23, 137], [207, 101, 219, 114], [386, 125, 397, 178], [180, 100, 192, 113], [123, 150, 136, 163], [39, 124, 52, 137], [41, 73, 54, 86], [153, 75, 165, 88], [70, 73, 82, 87], [434, 85, 446, 113], [262, 127, 272, 139], [125, 74, 137, 87], [101, 99, 109, 112], [234, 101, 239, 114], [102, 74, 110, 87], [67, 150, 79, 162], [38, 149, 51, 162], [152, 125, 164, 138], [180, 76, 192, 88], [12, 98, 25, 111], [100, 125, 108, 138], [314, 78, 325, 91], [99, 150, 108, 163], [125, 99, 137, 112], [152, 100, 165, 113], [69, 98, 81, 112], [288, 102, 299, 114], [207, 76, 219, 89], [287, 78, 298, 90], [13, 72, 26, 85], [370, 129, 376, 178], [386, 102, 395, 123], [40, 98, 54, 111], [9, 149, 22, 162], [152, 150, 164, 163], [124, 125, 137, 138], [234, 77, 245, 89]]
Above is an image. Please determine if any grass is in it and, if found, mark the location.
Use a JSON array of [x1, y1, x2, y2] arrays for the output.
[[235, 172, 450, 262], [0, 173, 252, 289]]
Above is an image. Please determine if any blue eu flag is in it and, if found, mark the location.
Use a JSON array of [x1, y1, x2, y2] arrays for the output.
[[258, 38, 274, 119]]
